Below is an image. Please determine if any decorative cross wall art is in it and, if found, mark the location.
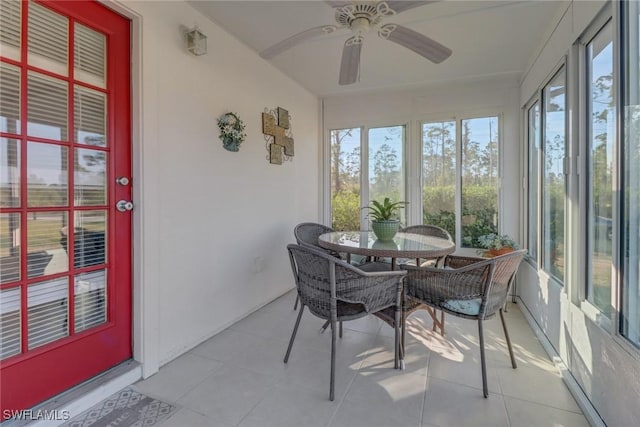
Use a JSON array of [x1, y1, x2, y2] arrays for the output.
[[262, 107, 294, 165]]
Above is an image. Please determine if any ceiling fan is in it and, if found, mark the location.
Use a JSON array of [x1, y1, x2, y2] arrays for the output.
[[259, 1, 452, 85]]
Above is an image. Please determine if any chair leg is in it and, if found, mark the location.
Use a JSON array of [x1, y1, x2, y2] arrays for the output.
[[394, 303, 401, 369], [284, 304, 304, 363], [293, 295, 299, 311], [400, 310, 406, 366], [320, 319, 330, 333], [322, 320, 343, 338], [499, 309, 517, 369], [330, 320, 337, 401], [478, 319, 489, 398]]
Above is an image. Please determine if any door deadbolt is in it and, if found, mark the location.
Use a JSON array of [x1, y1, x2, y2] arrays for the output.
[[116, 176, 130, 186], [116, 200, 134, 212]]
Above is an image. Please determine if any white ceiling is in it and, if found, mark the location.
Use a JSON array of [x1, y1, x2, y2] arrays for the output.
[[189, 1, 566, 96]]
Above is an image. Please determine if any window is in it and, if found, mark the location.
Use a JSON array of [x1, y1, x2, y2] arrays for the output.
[[586, 20, 614, 316], [369, 126, 405, 224], [461, 117, 499, 247], [542, 67, 566, 283], [330, 128, 361, 231], [421, 116, 500, 247], [621, 0, 640, 347], [329, 125, 405, 231], [527, 101, 541, 262], [422, 121, 456, 240]]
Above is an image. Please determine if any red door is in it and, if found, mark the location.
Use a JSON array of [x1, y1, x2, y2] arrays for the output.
[[0, 1, 131, 414]]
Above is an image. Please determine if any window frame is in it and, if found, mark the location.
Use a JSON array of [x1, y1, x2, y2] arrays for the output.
[[324, 110, 504, 251], [618, 0, 640, 351], [577, 5, 617, 331], [524, 96, 541, 267], [522, 60, 568, 289], [326, 121, 409, 232], [418, 111, 503, 249], [541, 64, 568, 286]]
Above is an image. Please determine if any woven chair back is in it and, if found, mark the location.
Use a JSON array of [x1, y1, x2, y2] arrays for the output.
[[287, 244, 403, 321], [401, 224, 453, 241], [294, 222, 335, 249]]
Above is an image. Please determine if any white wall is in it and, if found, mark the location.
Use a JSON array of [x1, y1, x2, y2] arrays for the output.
[[322, 75, 522, 242], [518, 1, 640, 426], [120, 1, 319, 372]]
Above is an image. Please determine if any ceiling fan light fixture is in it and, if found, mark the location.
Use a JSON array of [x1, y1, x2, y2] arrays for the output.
[[350, 17, 371, 35]]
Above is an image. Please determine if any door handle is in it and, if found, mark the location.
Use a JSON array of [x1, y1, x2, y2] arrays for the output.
[[116, 200, 134, 212]]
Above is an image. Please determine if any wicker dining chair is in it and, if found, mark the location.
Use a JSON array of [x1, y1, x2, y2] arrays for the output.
[[293, 222, 341, 311], [376, 224, 453, 342], [401, 249, 527, 397], [400, 224, 453, 267], [285, 243, 406, 401], [294, 222, 339, 255]]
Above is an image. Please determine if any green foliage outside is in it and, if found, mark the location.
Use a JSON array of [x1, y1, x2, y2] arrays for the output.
[[332, 191, 360, 231], [422, 184, 498, 246], [423, 186, 455, 240], [461, 185, 498, 247]]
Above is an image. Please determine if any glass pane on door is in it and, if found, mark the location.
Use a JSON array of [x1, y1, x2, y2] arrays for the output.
[[74, 86, 107, 146], [28, 1, 68, 76], [27, 141, 68, 207], [1, 138, 20, 208], [27, 277, 68, 350], [27, 72, 68, 141], [0, 0, 22, 61], [74, 23, 106, 89], [0, 286, 21, 359], [0, 63, 20, 133], [0, 213, 20, 285]]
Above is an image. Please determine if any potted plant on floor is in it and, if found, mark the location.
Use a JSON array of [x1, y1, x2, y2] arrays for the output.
[[477, 233, 520, 257], [364, 197, 407, 241]]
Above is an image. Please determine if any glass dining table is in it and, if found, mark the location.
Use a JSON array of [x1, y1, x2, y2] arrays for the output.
[[318, 231, 456, 270], [318, 230, 456, 340]]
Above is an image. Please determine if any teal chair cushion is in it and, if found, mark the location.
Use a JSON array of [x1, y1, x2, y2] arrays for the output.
[[443, 298, 482, 316]]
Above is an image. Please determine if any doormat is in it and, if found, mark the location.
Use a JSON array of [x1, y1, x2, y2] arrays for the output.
[[62, 387, 178, 427]]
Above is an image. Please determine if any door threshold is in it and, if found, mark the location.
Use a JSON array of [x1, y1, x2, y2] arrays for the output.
[[2, 360, 141, 427]]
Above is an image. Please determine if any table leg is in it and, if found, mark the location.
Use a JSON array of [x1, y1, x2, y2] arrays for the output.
[[424, 306, 445, 336]]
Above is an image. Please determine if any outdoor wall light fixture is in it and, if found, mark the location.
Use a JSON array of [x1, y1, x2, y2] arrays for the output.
[[185, 26, 207, 56]]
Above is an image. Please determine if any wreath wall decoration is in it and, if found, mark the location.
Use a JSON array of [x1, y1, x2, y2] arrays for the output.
[[217, 112, 246, 152]]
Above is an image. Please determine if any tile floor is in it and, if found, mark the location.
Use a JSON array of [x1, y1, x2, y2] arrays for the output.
[[133, 291, 590, 427]]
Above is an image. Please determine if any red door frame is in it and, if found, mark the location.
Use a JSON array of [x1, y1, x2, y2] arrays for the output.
[[0, 1, 132, 414]]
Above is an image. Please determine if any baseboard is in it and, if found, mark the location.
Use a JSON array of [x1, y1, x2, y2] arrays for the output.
[[515, 297, 607, 427], [2, 360, 141, 427]]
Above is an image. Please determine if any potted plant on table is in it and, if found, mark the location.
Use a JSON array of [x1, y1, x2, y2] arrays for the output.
[[477, 233, 520, 257], [363, 197, 407, 241]]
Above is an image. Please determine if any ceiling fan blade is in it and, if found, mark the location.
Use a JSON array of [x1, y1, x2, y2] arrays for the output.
[[384, 1, 440, 14], [379, 24, 451, 63], [260, 25, 339, 59], [339, 36, 363, 85]]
